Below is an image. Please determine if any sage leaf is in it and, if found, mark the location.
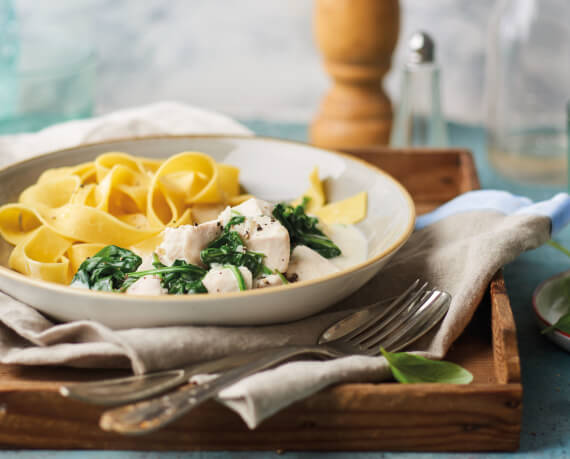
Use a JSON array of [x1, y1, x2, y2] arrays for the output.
[[541, 312, 570, 335], [380, 348, 473, 384]]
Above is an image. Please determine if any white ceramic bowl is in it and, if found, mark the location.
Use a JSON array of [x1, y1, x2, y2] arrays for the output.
[[532, 270, 570, 353], [0, 136, 415, 329]]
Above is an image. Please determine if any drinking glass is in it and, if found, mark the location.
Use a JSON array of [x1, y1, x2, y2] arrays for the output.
[[0, 1, 96, 135], [567, 101, 570, 191], [485, 0, 570, 185]]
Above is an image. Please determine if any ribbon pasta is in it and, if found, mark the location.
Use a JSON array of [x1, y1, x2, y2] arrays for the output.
[[0, 152, 243, 284]]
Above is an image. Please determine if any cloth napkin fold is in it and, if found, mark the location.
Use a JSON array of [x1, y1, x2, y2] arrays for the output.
[[0, 104, 569, 429]]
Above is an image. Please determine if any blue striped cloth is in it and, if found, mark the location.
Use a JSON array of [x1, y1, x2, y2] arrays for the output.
[[415, 190, 570, 235]]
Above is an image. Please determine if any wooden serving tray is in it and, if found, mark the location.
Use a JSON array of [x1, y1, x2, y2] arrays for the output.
[[0, 147, 522, 452]]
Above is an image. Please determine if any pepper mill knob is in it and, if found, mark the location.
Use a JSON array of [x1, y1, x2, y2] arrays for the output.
[[310, 0, 400, 149]]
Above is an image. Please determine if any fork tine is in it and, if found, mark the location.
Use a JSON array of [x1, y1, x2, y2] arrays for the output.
[[372, 291, 450, 351], [336, 280, 429, 345], [347, 284, 431, 346], [319, 279, 422, 344], [358, 291, 450, 357], [381, 292, 451, 352], [326, 279, 427, 342], [329, 286, 451, 359], [356, 290, 440, 348]]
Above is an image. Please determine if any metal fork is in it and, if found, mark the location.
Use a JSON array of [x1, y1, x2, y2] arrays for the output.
[[99, 284, 451, 434], [62, 279, 427, 406]]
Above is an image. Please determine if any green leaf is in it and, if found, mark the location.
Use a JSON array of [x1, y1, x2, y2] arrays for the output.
[[70, 245, 142, 291], [225, 264, 246, 291], [275, 271, 289, 285], [261, 265, 289, 284], [129, 258, 207, 295], [200, 216, 265, 277], [70, 245, 209, 295], [380, 348, 473, 384], [272, 198, 341, 259], [541, 312, 570, 335], [547, 240, 570, 258]]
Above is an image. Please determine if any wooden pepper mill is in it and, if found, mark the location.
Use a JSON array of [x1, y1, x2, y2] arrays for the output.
[[310, 0, 400, 149]]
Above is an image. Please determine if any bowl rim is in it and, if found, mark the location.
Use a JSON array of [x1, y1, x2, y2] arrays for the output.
[[0, 134, 416, 302], [532, 269, 570, 339]]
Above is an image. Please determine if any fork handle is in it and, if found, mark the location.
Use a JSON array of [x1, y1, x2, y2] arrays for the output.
[[99, 345, 337, 434], [61, 348, 277, 406]]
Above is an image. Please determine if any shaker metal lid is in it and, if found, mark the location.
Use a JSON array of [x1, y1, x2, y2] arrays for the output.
[[408, 31, 435, 64]]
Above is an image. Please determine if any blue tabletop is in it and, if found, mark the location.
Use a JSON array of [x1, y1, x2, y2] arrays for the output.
[[5, 121, 569, 459]]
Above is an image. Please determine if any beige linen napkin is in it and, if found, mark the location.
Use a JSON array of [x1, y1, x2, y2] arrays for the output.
[[0, 210, 552, 427], [0, 104, 561, 428]]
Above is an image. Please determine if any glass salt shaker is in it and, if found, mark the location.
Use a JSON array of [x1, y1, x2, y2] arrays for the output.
[[390, 31, 448, 148]]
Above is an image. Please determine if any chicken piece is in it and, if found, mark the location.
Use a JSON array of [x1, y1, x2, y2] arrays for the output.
[[226, 215, 290, 272], [156, 220, 221, 266], [136, 254, 156, 271], [126, 276, 166, 296], [217, 198, 290, 272], [254, 274, 285, 289], [245, 216, 290, 272], [218, 198, 274, 225], [202, 266, 253, 293], [285, 245, 340, 283], [235, 197, 274, 217]]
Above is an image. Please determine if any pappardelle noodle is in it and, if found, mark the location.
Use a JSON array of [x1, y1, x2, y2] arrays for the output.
[[0, 151, 367, 290]]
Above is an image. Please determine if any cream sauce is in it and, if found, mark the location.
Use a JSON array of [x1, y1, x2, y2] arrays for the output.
[[325, 224, 368, 270]]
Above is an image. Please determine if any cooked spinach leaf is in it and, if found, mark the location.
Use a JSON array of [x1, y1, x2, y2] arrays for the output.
[[262, 265, 289, 284], [225, 214, 246, 228], [128, 254, 207, 295], [71, 246, 207, 294], [272, 197, 341, 258], [70, 245, 142, 291], [200, 215, 265, 277], [380, 348, 473, 384], [224, 264, 247, 291]]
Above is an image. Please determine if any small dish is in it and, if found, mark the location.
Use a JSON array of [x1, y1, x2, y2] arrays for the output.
[[0, 135, 415, 329], [532, 270, 570, 352]]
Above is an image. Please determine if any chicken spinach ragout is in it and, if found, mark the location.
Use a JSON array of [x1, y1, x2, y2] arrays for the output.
[[70, 197, 347, 295]]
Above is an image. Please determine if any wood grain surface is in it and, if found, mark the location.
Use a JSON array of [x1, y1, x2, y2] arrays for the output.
[[0, 148, 522, 452], [310, 0, 399, 148]]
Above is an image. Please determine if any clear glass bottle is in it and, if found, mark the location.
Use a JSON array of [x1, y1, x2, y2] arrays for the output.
[[485, 0, 570, 185]]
